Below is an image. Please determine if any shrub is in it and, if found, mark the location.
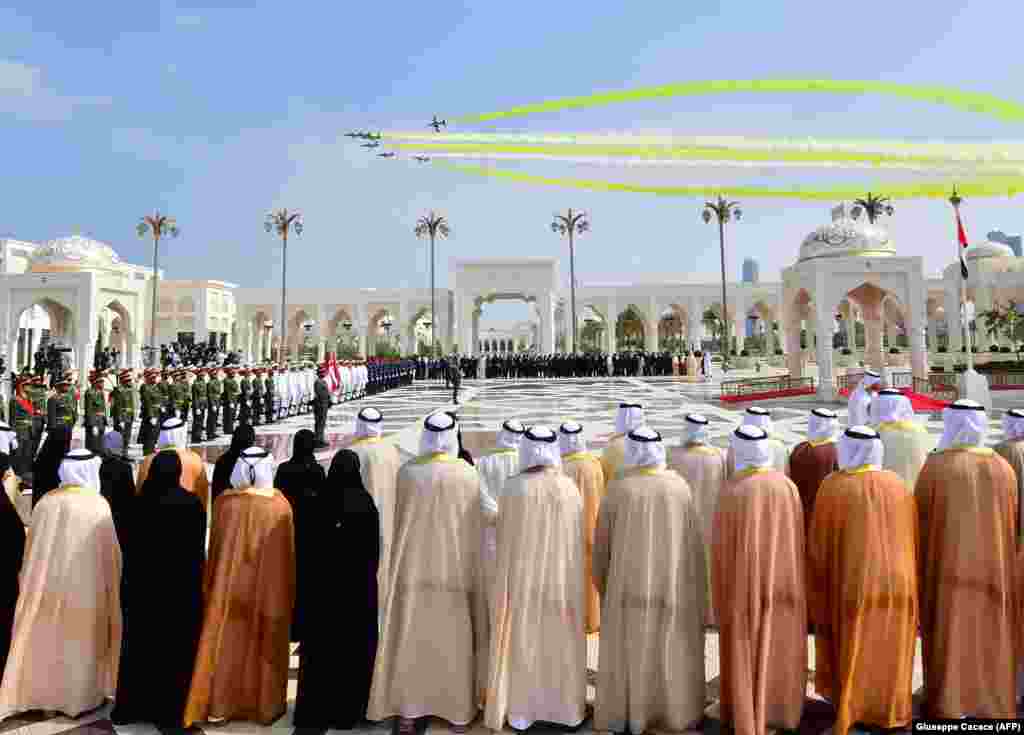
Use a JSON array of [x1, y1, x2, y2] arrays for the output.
[[888, 347, 901, 354], [730, 349, 738, 357], [971, 346, 979, 353], [937, 346, 948, 353], [840, 348, 852, 355], [740, 349, 749, 357], [991, 343, 1001, 352], [1001, 346, 1013, 353], [775, 348, 784, 355]]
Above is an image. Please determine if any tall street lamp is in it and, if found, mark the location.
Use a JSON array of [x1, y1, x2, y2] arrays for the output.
[[414, 211, 450, 358], [702, 197, 742, 371], [551, 209, 589, 355], [264, 208, 303, 365], [136, 211, 179, 365]]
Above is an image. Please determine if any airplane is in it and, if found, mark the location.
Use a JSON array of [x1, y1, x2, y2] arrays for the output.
[[365, 131, 382, 141], [428, 116, 446, 132], [413, 155, 431, 163], [378, 151, 396, 158], [361, 141, 380, 148], [344, 131, 362, 138]]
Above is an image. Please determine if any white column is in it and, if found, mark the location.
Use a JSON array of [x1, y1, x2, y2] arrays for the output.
[[645, 319, 659, 352], [606, 300, 618, 353], [540, 292, 556, 354], [734, 318, 745, 353], [945, 284, 963, 353]]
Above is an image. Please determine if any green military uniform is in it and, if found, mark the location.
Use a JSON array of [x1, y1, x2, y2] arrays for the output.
[[47, 383, 78, 432], [191, 373, 208, 443], [10, 379, 33, 476], [222, 372, 240, 435], [172, 375, 189, 420], [110, 378, 137, 446], [157, 376, 173, 422], [263, 372, 275, 424], [206, 372, 222, 439], [139, 378, 161, 455], [239, 372, 252, 426], [83, 383, 107, 455], [250, 370, 263, 426], [27, 380, 47, 458]]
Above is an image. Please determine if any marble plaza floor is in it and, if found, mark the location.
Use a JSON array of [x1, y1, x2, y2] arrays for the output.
[[13, 370, 1024, 735]]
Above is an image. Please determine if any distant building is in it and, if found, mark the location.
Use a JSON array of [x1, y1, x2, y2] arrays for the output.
[[742, 257, 760, 284], [989, 230, 1022, 257]]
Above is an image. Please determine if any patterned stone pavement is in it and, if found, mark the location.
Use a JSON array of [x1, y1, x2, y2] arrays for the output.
[[12, 370, 1023, 735]]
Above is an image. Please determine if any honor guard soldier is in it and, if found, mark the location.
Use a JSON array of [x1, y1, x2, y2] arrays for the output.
[[206, 365, 222, 440], [10, 374, 33, 475], [172, 369, 190, 420], [222, 366, 239, 435], [313, 365, 331, 448], [238, 367, 252, 426], [110, 369, 137, 446], [47, 374, 78, 432], [157, 369, 173, 422], [27, 374, 47, 456], [191, 368, 208, 444], [263, 366, 275, 424], [249, 367, 262, 426], [139, 369, 162, 455], [83, 373, 108, 455]]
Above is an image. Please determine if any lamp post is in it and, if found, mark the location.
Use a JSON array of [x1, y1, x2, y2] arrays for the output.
[[382, 314, 393, 350], [552, 209, 589, 354], [264, 208, 303, 365], [341, 318, 353, 356], [136, 211, 179, 366], [263, 320, 273, 361], [414, 212, 450, 358], [702, 197, 742, 371]]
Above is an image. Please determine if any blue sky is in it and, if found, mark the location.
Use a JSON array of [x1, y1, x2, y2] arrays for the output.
[[2, 0, 1023, 325]]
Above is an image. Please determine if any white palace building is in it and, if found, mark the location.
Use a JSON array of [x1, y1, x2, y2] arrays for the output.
[[3, 203, 1024, 400]]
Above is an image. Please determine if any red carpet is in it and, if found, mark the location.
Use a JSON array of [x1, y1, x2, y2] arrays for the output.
[[719, 386, 816, 403], [837, 386, 949, 412]]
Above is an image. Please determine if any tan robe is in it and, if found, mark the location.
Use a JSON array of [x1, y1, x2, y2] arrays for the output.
[[786, 440, 838, 536], [593, 467, 706, 734], [0, 485, 122, 719], [600, 434, 627, 486], [915, 448, 1018, 718], [368, 454, 482, 726], [485, 467, 586, 731], [562, 451, 605, 634], [137, 447, 211, 512], [668, 442, 726, 626], [809, 468, 918, 734], [349, 436, 400, 614], [994, 438, 1024, 545], [184, 488, 295, 726], [712, 468, 806, 735], [876, 421, 933, 490]]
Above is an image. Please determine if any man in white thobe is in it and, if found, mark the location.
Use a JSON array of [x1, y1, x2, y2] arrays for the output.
[[594, 427, 706, 734], [348, 407, 401, 615], [484, 426, 586, 732], [601, 403, 645, 485], [870, 388, 933, 489], [702, 351, 712, 381], [0, 448, 122, 719], [848, 369, 881, 427]]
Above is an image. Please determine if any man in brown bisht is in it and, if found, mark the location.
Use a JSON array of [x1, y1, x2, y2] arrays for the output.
[[915, 399, 1018, 719], [870, 388, 933, 489], [368, 412, 481, 735], [485, 426, 586, 732], [594, 427, 706, 735], [184, 446, 296, 727], [809, 426, 918, 735], [787, 408, 839, 534], [0, 448, 122, 720], [713, 425, 806, 735], [136, 417, 210, 512], [601, 403, 644, 485], [994, 407, 1024, 542], [559, 420, 605, 634], [348, 407, 400, 614], [667, 412, 726, 626]]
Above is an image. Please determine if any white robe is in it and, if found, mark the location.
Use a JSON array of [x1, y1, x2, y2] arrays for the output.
[[0, 486, 122, 718], [848, 386, 873, 427]]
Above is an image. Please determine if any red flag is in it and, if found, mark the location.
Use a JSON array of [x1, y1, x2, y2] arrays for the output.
[[956, 209, 970, 279]]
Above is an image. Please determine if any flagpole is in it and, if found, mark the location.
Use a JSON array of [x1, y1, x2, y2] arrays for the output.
[[949, 186, 973, 372]]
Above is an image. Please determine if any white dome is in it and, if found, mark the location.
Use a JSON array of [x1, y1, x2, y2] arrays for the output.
[[965, 240, 1015, 260], [798, 218, 895, 262], [30, 234, 122, 272]]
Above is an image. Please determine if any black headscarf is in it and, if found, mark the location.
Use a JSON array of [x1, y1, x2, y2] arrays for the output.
[[31, 425, 72, 508], [211, 424, 256, 501], [140, 450, 184, 499], [445, 411, 474, 466]]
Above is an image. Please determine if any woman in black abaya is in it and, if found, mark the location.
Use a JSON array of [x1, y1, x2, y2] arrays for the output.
[[210, 424, 255, 503], [274, 429, 326, 642], [31, 424, 72, 508], [0, 453, 25, 674], [293, 449, 380, 730], [111, 450, 207, 727]]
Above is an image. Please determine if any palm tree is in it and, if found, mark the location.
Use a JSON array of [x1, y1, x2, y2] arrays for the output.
[[702, 196, 742, 367], [852, 192, 895, 224], [702, 308, 722, 348], [414, 211, 450, 357], [136, 211, 180, 363]]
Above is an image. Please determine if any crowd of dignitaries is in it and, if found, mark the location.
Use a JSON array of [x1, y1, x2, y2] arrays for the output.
[[2, 383, 1024, 735], [416, 351, 681, 382]]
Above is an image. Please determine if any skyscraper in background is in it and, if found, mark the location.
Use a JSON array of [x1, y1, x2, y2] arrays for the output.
[[988, 230, 1023, 257], [742, 257, 759, 283]]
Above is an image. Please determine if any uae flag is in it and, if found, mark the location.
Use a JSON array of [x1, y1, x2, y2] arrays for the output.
[[956, 207, 970, 279]]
